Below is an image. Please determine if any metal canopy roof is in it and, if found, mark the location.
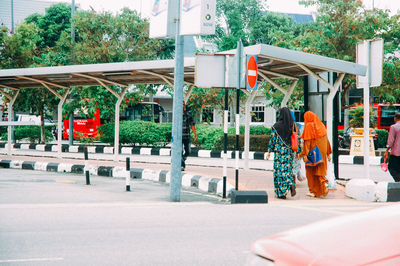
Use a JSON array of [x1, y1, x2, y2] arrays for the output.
[[216, 44, 367, 80], [0, 43, 366, 90], [0, 58, 196, 89]]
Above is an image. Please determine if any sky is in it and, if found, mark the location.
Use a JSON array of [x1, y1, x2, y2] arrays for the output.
[[48, 0, 400, 16]]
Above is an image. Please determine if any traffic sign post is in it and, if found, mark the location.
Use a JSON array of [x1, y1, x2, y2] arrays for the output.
[[246, 55, 258, 91], [356, 39, 383, 179]]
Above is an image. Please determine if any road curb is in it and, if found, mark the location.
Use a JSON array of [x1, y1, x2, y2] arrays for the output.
[[345, 178, 400, 202], [0, 159, 234, 197], [0, 143, 384, 165]]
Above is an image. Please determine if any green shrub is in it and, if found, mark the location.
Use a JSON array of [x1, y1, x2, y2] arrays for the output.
[[227, 125, 271, 135], [98, 121, 172, 147], [194, 124, 224, 150], [1, 126, 53, 143], [375, 129, 388, 148], [214, 135, 270, 152]]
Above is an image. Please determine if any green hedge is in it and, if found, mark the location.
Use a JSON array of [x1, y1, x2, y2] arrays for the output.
[[98, 121, 172, 147], [214, 134, 270, 152], [0, 126, 54, 143], [375, 129, 388, 148], [194, 124, 271, 151]]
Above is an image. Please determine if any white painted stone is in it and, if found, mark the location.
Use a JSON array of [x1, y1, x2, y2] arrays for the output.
[[104, 147, 114, 154], [34, 162, 48, 171], [198, 150, 211, 158], [142, 169, 159, 181], [36, 144, 45, 151], [51, 145, 58, 152], [159, 148, 170, 156], [376, 182, 388, 202], [141, 148, 152, 155], [369, 156, 381, 166], [248, 152, 255, 160], [69, 146, 79, 153], [165, 172, 171, 184], [10, 160, 23, 169], [87, 146, 96, 153], [121, 147, 132, 154], [181, 174, 193, 188], [58, 163, 72, 173], [339, 155, 354, 164], [20, 144, 30, 150], [84, 165, 98, 175], [198, 176, 212, 192], [345, 178, 377, 202], [112, 167, 130, 178]]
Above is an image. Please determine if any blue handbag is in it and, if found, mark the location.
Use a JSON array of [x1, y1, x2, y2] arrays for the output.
[[306, 146, 323, 167]]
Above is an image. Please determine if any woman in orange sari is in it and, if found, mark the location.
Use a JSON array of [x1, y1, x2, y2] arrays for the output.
[[299, 111, 332, 198]]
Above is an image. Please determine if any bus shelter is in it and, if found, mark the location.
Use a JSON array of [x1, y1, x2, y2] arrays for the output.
[[0, 58, 196, 160], [0, 43, 367, 182]]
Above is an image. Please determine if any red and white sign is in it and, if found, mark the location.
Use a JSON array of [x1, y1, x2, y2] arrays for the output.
[[246, 55, 258, 90]]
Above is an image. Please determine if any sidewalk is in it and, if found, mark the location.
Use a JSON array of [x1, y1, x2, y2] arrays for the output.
[[0, 149, 348, 202]]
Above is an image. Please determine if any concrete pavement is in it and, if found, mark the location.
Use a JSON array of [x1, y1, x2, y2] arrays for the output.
[[0, 148, 349, 202]]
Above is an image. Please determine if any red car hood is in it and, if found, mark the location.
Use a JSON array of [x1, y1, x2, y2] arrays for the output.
[[252, 204, 400, 265]]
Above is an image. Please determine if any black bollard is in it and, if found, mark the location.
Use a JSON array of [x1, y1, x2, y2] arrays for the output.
[[126, 157, 130, 191], [84, 146, 90, 185]]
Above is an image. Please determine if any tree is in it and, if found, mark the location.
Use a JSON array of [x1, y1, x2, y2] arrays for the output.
[[297, 0, 400, 106]]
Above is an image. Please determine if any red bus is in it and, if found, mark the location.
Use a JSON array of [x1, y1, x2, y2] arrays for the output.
[[63, 102, 165, 139], [375, 103, 400, 130], [339, 103, 400, 131]]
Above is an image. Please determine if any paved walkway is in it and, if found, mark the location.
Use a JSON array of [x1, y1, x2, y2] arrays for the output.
[[0, 149, 348, 202]]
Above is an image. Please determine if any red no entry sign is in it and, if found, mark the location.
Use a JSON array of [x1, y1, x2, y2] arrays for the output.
[[246, 55, 258, 90]]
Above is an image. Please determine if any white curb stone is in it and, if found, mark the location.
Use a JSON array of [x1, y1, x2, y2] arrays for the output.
[[87, 146, 96, 153], [181, 174, 193, 188], [141, 148, 152, 155], [376, 182, 388, 202], [112, 167, 130, 178], [58, 163, 73, 173], [142, 169, 158, 181], [20, 144, 30, 150], [36, 144, 45, 151], [104, 147, 114, 154], [84, 165, 98, 175], [11, 160, 23, 169], [159, 148, 170, 156], [339, 155, 354, 164], [345, 178, 377, 202], [34, 162, 48, 171], [198, 176, 212, 192], [198, 150, 211, 158], [69, 146, 79, 153], [121, 147, 132, 154]]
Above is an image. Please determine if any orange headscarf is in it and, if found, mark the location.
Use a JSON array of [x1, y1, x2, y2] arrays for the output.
[[301, 111, 327, 140]]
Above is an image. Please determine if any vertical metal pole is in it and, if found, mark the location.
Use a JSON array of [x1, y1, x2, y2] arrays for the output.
[[126, 157, 131, 191], [7, 100, 13, 156], [170, 0, 184, 202], [84, 146, 90, 185], [332, 73, 339, 180], [57, 102, 63, 158], [364, 41, 371, 178], [223, 88, 228, 198], [235, 40, 242, 191], [303, 76, 309, 114], [10, 0, 14, 33]]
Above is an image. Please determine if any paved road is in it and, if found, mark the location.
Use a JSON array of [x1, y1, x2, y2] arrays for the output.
[[0, 169, 392, 266]]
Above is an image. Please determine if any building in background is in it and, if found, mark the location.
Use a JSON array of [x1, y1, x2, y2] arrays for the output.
[[0, 0, 64, 31]]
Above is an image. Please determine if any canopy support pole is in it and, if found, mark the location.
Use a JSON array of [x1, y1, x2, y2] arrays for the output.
[[244, 89, 257, 170], [0, 88, 19, 156]]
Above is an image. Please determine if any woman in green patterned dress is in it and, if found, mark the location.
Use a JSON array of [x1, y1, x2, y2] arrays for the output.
[[266, 107, 296, 199]]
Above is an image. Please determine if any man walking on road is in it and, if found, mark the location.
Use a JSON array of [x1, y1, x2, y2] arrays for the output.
[[182, 102, 197, 171], [384, 112, 400, 182]]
